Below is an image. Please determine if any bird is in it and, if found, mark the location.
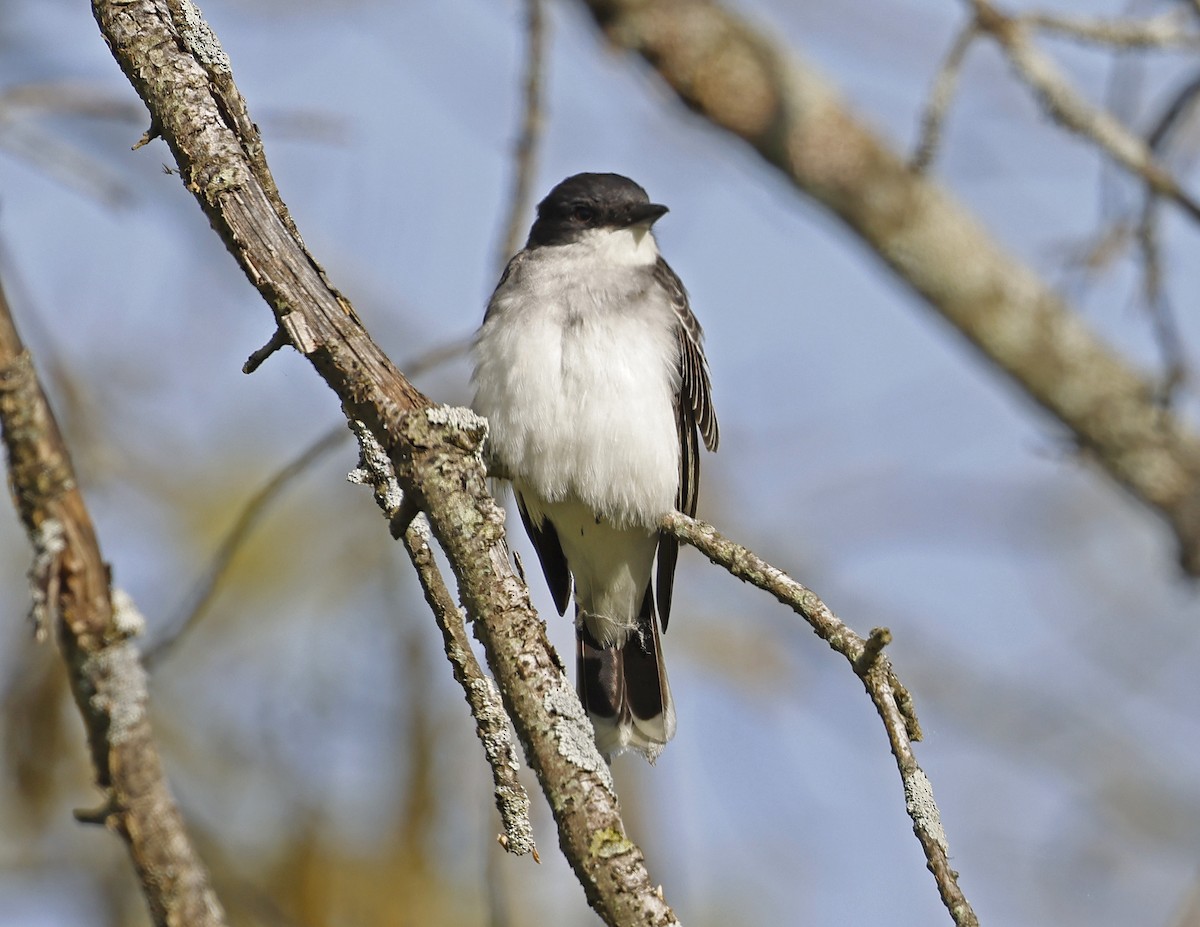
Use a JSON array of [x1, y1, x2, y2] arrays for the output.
[[471, 172, 718, 761]]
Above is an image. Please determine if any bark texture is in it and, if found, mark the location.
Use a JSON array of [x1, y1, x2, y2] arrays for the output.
[[91, 1, 678, 922]]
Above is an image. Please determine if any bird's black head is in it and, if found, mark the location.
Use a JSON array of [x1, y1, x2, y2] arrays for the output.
[[526, 172, 669, 248]]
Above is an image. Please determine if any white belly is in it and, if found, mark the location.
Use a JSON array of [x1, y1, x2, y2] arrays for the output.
[[472, 258, 681, 529]]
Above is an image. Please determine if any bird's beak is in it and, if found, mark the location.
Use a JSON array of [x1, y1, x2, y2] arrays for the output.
[[627, 203, 669, 228]]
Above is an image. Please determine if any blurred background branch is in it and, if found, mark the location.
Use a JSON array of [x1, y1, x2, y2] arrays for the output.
[[0, 275, 226, 927], [581, 0, 1200, 575], [496, 0, 547, 272]]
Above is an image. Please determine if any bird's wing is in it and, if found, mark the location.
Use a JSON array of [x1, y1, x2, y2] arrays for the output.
[[484, 249, 574, 615], [654, 257, 719, 631], [482, 250, 527, 322], [515, 491, 573, 617]]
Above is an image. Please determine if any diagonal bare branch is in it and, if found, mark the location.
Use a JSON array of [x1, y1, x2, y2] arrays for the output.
[[146, 333, 473, 665], [911, 20, 979, 172], [91, 1, 677, 922], [661, 512, 971, 926]]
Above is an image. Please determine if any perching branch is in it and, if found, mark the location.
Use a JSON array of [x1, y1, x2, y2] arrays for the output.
[[662, 512, 972, 926], [91, 1, 676, 923], [0, 277, 227, 927], [580, 0, 1200, 575]]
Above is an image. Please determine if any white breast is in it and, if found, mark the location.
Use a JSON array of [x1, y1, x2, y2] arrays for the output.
[[472, 233, 681, 528]]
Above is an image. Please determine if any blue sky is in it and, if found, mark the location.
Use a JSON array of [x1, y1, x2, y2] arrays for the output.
[[2, 1, 1199, 925]]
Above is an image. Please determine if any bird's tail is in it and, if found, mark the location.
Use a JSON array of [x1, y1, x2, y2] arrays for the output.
[[576, 587, 675, 762]]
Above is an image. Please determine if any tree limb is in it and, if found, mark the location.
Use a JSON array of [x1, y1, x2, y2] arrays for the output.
[[579, 0, 1200, 575], [0, 277, 227, 927], [91, 0, 677, 922], [348, 421, 537, 861], [662, 512, 973, 926]]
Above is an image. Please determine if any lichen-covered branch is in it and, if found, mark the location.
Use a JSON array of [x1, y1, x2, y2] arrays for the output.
[[580, 0, 1200, 575], [91, 1, 676, 922], [0, 278, 227, 927], [661, 512, 973, 927], [348, 421, 537, 861], [392, 407, 678, 925]]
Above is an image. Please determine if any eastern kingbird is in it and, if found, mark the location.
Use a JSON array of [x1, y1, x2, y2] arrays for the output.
[[471, 172, 718, 761]]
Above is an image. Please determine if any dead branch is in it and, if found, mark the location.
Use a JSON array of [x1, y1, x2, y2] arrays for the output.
[[0, 276, 227, 927], [348, 421, 537, 860], [661, 513, 972, 925], [91, 0, 676, 922]]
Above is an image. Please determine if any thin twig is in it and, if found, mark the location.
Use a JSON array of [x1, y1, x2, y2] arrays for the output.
[[661, 512, 971, 927], [1098, 36, 1145, 223], [1021, 9, 1200, 48], [911, 21, 979, 172], [1147, 72, 1200, 152], [1136, 195, 1189, 403], [143, 427, 345, 664], [147, 334, 473, 665], [242, 328, 290, 374], [968, 0, 1200, 224], [496, 0, 547, 272], [349, 420, 537, 859]]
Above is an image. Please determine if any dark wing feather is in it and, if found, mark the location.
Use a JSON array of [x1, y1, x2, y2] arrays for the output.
[[654, 257, 719, 631], [482, 250, 527, 322], [515, 492, 572, 616]]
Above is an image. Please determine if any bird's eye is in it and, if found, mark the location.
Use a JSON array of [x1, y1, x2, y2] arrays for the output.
[[572, 205, 596, 223]]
